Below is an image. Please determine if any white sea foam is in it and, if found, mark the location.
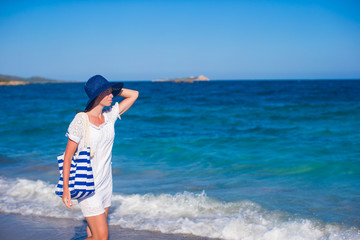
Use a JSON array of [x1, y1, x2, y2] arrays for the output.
[[0, 177, 83, 219], [0, 177, 359, 240]]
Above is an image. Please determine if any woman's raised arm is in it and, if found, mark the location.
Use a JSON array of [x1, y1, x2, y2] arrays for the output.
[[117, 88, 139, 116]]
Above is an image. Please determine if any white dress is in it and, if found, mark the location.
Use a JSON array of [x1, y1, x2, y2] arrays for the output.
[[66, 102, 121, 217]]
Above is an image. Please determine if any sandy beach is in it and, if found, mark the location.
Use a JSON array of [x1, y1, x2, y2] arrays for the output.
[[0, 213, 218, 240]]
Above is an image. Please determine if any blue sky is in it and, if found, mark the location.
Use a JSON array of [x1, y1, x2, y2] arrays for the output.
[[0, 0, 359, 81]]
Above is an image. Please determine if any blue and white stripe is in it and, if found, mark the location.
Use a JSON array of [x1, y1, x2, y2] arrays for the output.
[[55, 147, 95, 200]]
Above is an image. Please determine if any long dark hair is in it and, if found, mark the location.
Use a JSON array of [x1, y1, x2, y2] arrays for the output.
[[77, 98, 96, 113]]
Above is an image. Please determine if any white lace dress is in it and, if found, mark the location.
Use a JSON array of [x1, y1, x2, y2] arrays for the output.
[[66, 102, 121, 217]]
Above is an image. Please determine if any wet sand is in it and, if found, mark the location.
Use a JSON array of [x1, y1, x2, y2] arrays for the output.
[[0, 213, 217, 240]]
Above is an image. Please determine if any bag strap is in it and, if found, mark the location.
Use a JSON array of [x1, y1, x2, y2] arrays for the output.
[[73, 112, 90, 160], [77, 112, 90, 148]]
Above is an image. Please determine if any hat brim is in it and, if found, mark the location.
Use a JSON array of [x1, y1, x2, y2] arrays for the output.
[[85, 82, 124, 111]]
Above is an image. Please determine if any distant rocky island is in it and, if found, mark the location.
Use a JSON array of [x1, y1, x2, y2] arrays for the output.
[[153, 75, 210, 83], [0, 74, 63, 86]]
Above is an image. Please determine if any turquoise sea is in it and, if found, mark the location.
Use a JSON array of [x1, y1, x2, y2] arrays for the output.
[[0, 80, 359, 239]]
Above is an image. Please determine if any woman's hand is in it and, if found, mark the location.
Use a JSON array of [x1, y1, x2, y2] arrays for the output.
[[62, 188, 73, 209]]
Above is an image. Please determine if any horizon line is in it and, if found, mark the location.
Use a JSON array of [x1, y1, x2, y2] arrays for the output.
[[64, 78, 360, 82]]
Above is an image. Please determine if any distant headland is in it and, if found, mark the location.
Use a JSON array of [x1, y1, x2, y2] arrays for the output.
[[0, 74, 64, 86], [153, 75, 210, 83]]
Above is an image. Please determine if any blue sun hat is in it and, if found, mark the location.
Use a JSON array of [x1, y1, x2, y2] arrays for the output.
[[84, 75, 124, 110]]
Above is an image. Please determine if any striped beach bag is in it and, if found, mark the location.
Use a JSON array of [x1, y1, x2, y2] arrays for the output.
[[55, 112, 95, 200]]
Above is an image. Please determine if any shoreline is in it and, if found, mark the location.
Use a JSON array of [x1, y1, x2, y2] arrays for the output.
[[0, 213, 218, 240]]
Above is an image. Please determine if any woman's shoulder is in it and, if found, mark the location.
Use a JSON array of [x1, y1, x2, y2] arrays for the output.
[[103, 102, 121, 121], [66, 112, 87, 143], [72, 112, 86, 121], [103, 102, 119, 113], [68, 112, 88, 129]]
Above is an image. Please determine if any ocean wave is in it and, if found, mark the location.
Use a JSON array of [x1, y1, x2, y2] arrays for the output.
[[0, 177, 358, 240]]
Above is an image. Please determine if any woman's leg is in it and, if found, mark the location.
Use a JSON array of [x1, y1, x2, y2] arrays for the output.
[[86, 207, 110, 238], [85, 212, 109, 240]]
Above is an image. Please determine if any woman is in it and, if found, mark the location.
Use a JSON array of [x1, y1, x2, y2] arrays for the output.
[[62, 75, 138, 239]]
